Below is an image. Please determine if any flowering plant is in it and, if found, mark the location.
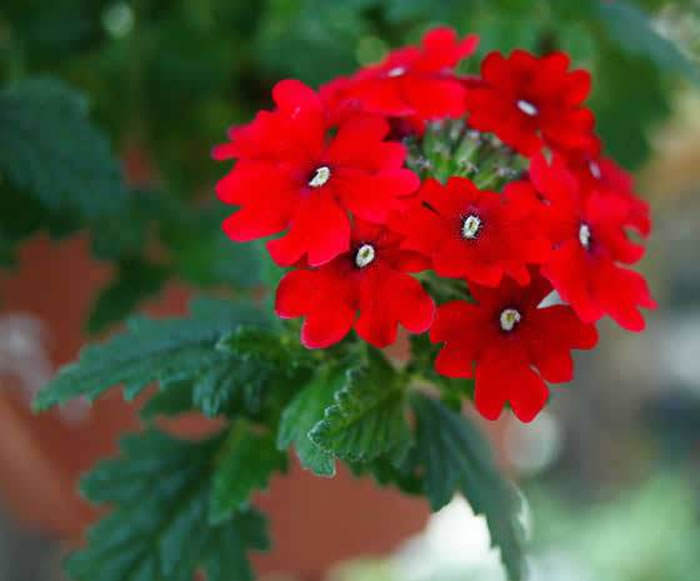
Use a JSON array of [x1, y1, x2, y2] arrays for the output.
[[214, 27, 654, 424], [34, 25, 656, 581]]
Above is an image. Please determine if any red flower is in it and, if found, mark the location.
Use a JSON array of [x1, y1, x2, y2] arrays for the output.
[[392, 177, 551, 286], [465, 50, 598, 156], [529, 154, 657, 331], [275, 221, 435, 348], [214, 80, 419, 267], [566, 152, 651, 237], [431, 275, 598, 422], [321, 27, 478, 124]]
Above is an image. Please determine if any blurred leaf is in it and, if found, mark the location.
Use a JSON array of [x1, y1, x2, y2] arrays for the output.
[[411, 393, 526, 581], [591, 45, 671, 168], [597, 0, 699, 82], [67, 428, 268, 581], [209, 420, 287, 524], [309, 349, 412, 464], [34, 297, 270, 410], [0, 78, 126, 218], [87, 258, 169, 334]]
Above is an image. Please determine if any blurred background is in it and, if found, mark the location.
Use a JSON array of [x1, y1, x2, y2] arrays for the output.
[[0, 1, 698, 580]]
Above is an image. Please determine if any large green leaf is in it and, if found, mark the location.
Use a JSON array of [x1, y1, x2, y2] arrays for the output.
[[411, 393, 526, 581], [66, 429, 268, 581], [0, 78, 126, 218], [139, 326, 311, 423], [209, 420, 287, 524], [276, 366, 346, 477], [34, 297, 270, 410], [309, 349, 412, 464]]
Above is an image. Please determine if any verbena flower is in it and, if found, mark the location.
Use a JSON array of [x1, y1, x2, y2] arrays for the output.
[[214, 80, 418, 267], [275, 220, 434, 348], [430, 276, 598, 422], [215, 27, 656, 422]]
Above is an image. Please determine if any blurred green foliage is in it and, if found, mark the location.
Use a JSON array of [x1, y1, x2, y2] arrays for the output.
[[0, 0, 697, 327]]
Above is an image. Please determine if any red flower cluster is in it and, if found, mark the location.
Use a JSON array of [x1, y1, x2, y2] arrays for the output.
[[215, 27, 655, 422]]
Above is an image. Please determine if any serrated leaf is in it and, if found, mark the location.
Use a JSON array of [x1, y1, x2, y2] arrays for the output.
[[347, 447, 424, 496], [411, 393, 526, 581], [209, 420, 287, 524], [193, 327, 308, 418], [140, 378, 195, 419], [0, 78, 126, 218], [598, 0, 699, 83], [309, 349, 412, 464], [277, 367, 347, 477], [34, 297, 270, 411], [87, 258, 170, 334], [67, 429, 268, 581]]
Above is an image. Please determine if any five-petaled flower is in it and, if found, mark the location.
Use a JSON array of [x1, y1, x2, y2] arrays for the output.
[[393, 177, 551, 286], [214, 80, 419, 267], [322, 26, 479, 126], [529, 154, 657, 331], [275, 220, 435, 349], [464, 50, 598, 156], [430, 276, 598, 422]]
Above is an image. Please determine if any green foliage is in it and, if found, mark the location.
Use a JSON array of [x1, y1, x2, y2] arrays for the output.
[[0, 78, 126, 217], [34, 297, 270, 410], [140, 325, 313, 423], [591, 44, 671, 168], [209, 420, 287, 524], [309, 349, 413, 464], [411, 393, 526, 581], [276, 366, 346, 477], [67, 428, 269, 581], [597, 0, 699, 83]]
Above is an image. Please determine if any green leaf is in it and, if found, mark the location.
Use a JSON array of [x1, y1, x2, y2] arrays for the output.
[[277, 366, 347, 477], [591, 44, 670, 168], [87, 258, 170, 334], [597, 0, 699, 83], [411, 393, 526, 581], [0, 78, 126, 218], [34, 297, 270, 411], [67, 429, 268, 581], [193, 327, 309, 419], [309, 349, 412, 464], [140, 378, 195, 419], [209, 420, 287, 524]]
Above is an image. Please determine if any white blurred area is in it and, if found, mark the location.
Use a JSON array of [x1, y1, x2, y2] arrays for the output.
[[0, 313, 87, 422]]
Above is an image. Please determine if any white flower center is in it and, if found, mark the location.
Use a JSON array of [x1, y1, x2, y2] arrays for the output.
[[588, 160, 602, 180], [579, 223, 592, 249], [387, 66, 406, 78], [308, 166, 331, 188], [516, 99, 538, 117], [355, 244, 376, 268], [500, 308, 522, 332], [461, 214, 481, 239]]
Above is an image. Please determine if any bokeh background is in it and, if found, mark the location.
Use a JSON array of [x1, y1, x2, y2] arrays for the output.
[[0, 1, 698, 580]]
